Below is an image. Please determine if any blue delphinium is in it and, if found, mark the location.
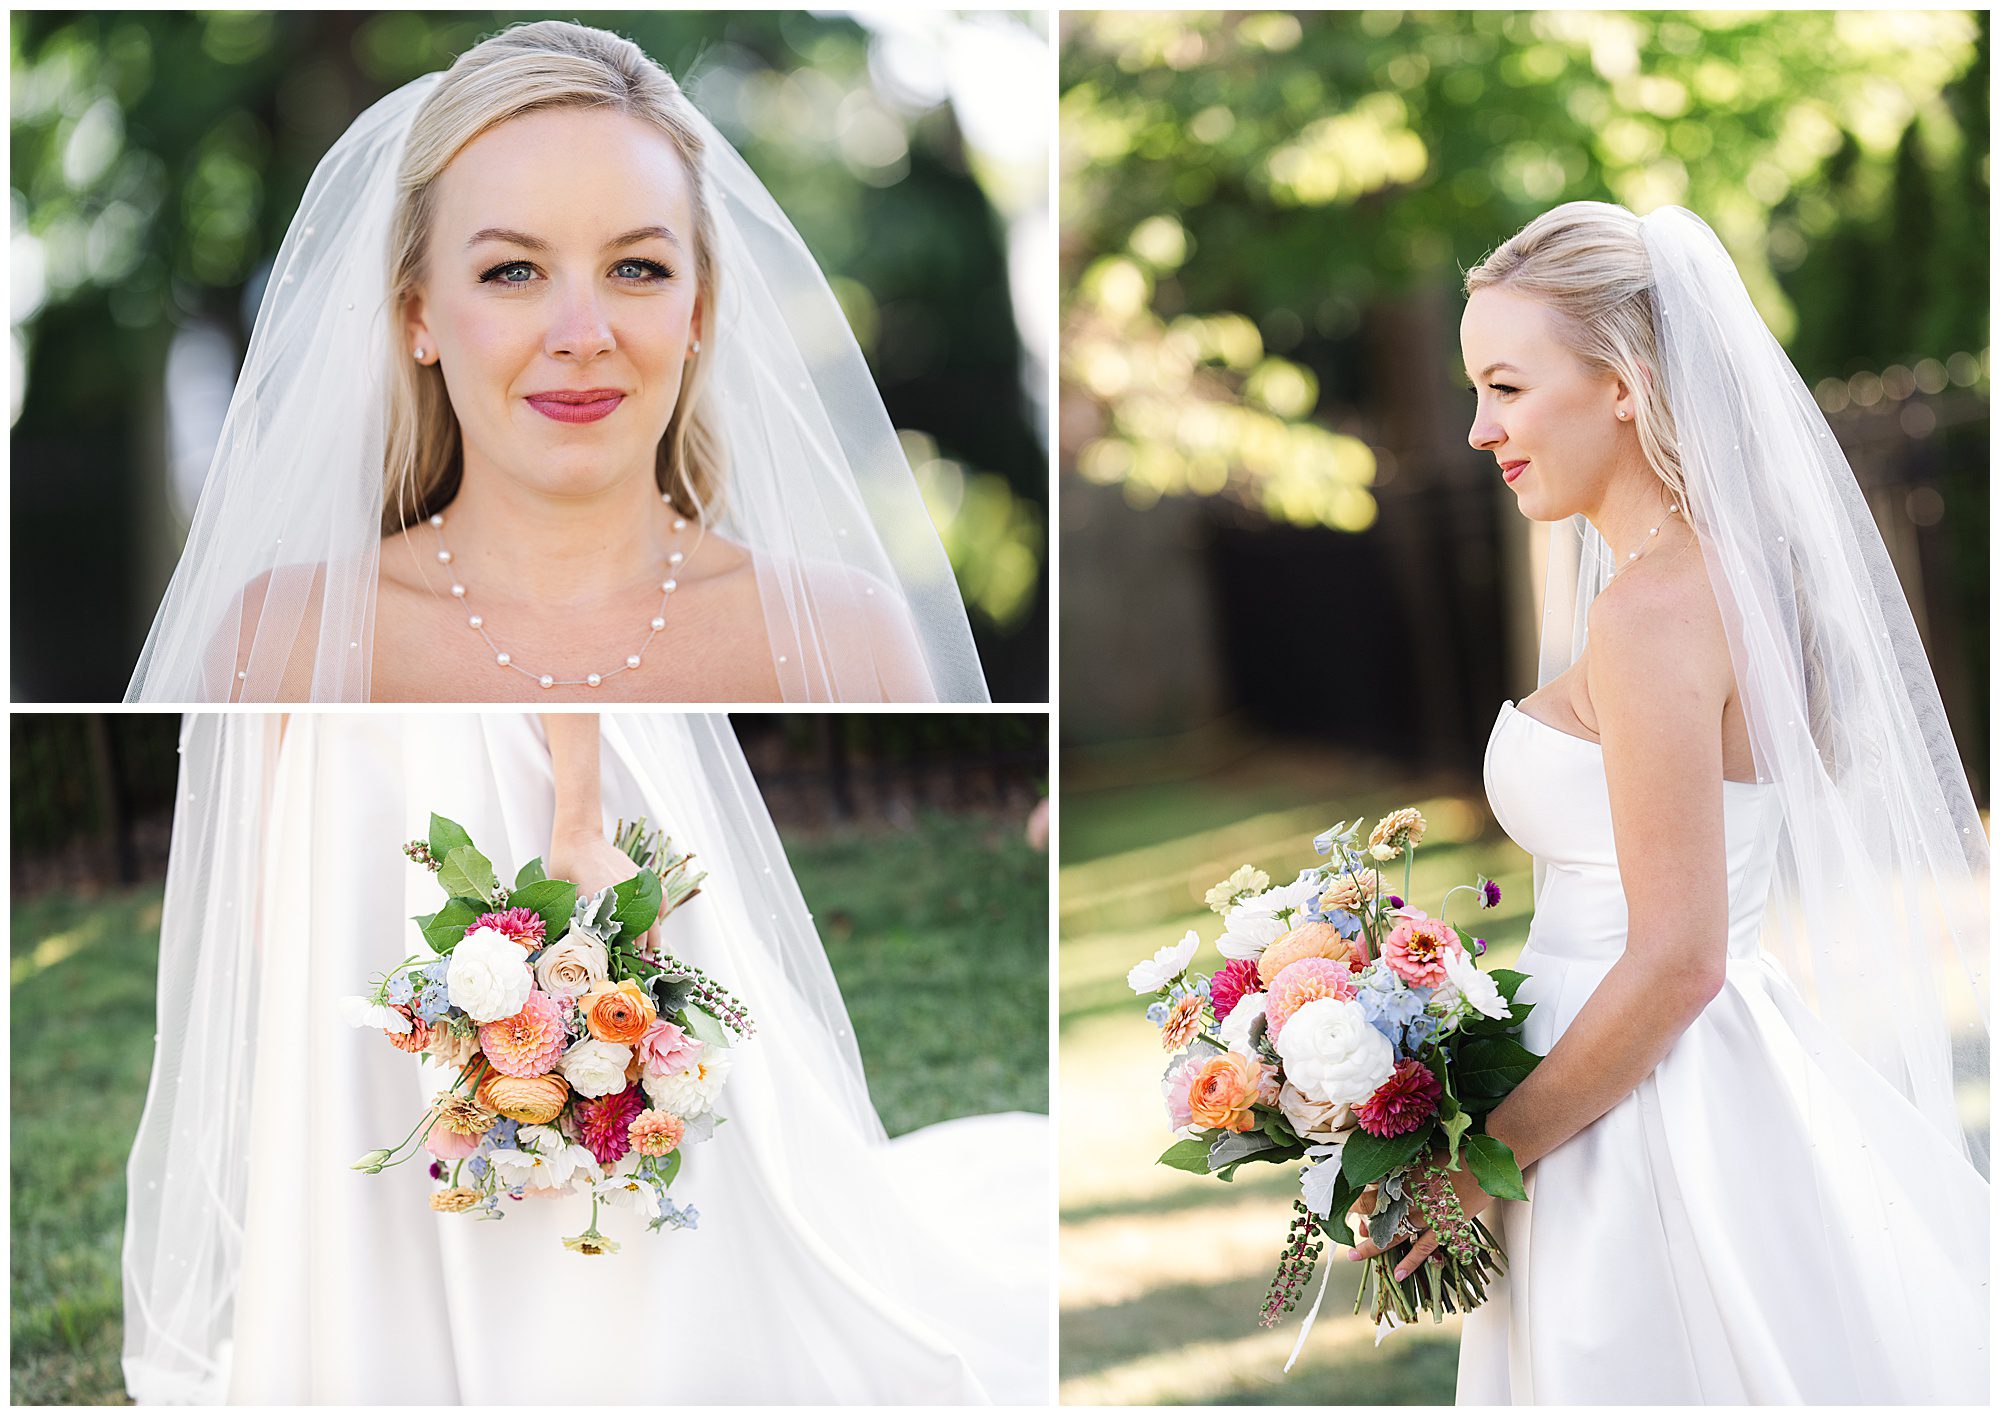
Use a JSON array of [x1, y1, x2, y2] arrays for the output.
[[413, 980, 451, 1024], [467, 1154, 491, 1180], [386, 973, 417, 1006], [486, 1118, 520, 1150], [1145, 1000, 1169, 1027]]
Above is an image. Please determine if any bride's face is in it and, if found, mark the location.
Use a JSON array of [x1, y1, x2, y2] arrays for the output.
[[1460, 286, 1631, 522], [405, 106, 704, 501]]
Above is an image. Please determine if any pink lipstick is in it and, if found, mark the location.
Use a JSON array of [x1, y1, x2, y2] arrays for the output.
[[1500, 460, 1529, 485], [526, 388, 624, 424]]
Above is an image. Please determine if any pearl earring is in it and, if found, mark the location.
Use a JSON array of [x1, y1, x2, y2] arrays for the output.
[[1617, 409, 1629, 420], [691, 339, 702, 354], [414, 347, 425, 362]]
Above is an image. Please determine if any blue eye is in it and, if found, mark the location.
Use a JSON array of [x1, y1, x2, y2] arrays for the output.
[[614, 258, 673, 282], [478, 261, 535, 285]]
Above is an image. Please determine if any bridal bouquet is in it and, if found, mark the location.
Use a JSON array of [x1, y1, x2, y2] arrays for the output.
[[1130, 809, 1540, 1347], [342, 812, 756, 1255]]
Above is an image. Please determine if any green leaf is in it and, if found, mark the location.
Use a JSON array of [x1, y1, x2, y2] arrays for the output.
[[514, 857, 548, 890], [1321, 1166, 1360, 1246], [1157, 1138, 1211, 1174], [654, 1148, 683, 1190], [1339, 1124, 1431, 1188], [1463, 1132, 1529, 1201], [437, 846, 499, 906], [507, 879, 577, 947], [1455, 1035, 1541, 1106], [1440, 1107, 1473, 1168], [1488, 968, 1530, 1004], [684, 1006, 729, 1049], [1207, 1129, 1284, 1171], [428, 813, 474, 863], [417, 897, 480, 953], [611, 869, 664, 945], [1460, 999, 1535, 1038]]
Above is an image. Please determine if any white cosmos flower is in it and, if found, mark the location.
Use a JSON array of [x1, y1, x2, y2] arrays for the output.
[[1442, 947, 1511, 1021], [1216, 991, 1267, 1056], [1127, 930, 1201, 993], [338, 996, 410, 1033], [1215, 907, 1286, 961], [594, 1174, 664, 1220]]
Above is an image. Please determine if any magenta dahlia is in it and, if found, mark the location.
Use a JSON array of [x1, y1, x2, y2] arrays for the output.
[[1209, 957, 1262, 1022], [1354, 1058, 1442, 1138], [574, 1084, 645, 1166], [474, 906, 546, 950]]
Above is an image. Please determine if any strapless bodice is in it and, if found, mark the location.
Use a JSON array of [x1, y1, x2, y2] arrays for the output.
[[1483, 699, 1783, 964]]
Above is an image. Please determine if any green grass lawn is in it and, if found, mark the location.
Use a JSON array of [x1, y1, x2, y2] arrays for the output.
[[10, 809, 1047, 1406], [1059, 731, 1530, 1406]]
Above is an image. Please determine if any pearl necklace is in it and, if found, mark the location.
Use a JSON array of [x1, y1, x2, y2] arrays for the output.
[[1611, 502, 1682, 575], [426, 497, 699, 690]]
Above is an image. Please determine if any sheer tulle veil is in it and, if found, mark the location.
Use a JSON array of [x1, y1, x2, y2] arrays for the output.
[[124, 33, 990, 703], [1533, 203, 1988, 1174]]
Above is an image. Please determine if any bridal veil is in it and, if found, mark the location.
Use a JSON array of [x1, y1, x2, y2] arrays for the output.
[[124, 40, 988, 703], [1534, 203, 1988, 1175]]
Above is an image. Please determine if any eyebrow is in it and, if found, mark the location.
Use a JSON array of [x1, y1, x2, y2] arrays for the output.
[[1467, 361, 1524, 381], [465, 225, 682, 253]]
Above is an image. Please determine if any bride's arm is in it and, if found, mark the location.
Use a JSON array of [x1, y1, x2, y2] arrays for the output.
[[540, 713, 661, 951], [1482, 578, 1735, 1173]]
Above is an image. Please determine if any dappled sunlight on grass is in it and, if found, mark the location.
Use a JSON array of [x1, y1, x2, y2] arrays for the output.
[[1060, 734, 1522, 1404]]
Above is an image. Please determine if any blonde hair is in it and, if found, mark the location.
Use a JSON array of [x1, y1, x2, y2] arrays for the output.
[[382, 20, 724, 534], [1464, 201, 1682, 507]]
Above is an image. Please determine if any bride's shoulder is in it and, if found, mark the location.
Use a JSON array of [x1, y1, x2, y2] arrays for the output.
[[726, 538, 937, 700], [1585, 545, 1732, 698], [213, 562, 334, 699]]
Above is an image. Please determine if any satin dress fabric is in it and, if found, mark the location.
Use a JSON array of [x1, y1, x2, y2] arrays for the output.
[[215, 715, 1048, 1404], [1454, 701, 1987, 1405]]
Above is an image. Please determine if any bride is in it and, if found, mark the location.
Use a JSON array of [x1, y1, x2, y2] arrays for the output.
[[1349, 203, 1987, 1402], [121, 712, 1048, 1403], [124, 21, 990, 704]]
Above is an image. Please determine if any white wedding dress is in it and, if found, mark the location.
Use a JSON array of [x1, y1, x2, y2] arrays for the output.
[[123, 715, 1048, 1405], [1455, 701, 1988, 1404]]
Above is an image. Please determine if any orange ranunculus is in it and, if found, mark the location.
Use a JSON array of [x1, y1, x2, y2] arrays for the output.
[[1187, 1052, 1271, 1133], [1257, 920, 1356, 986], [583, 979, 658, 1046], [477, 1071, 569, 1125], [387, 1007, 433, 1054]]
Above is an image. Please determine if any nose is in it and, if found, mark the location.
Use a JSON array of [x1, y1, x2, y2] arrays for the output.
[[543, 284, 614, 362], [1467, 400, 1502, 452]]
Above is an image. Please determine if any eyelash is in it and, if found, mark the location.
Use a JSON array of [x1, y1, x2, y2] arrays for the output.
[[477, 257, 675, 287], [1466, 382, 1520, 397]]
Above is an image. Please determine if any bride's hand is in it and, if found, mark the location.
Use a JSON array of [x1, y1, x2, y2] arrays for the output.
[[547, 828, 663, 954], [1345, 1157, 1498, 1281]]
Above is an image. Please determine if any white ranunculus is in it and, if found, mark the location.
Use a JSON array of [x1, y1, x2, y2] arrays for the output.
[[1442, 947, 1510, 1021], [557, 1039, 632, 1099], [445, 926, 534, 1022], [533, 930, 609, 999], [1215, 907, 1286, 961], [1216, 991, 1267, 1055], [642, 1047, 733, 1117], [1127, 930, 1201, 993], [338, 996, 410, 1033], [1275, 997, 1396, 1107]]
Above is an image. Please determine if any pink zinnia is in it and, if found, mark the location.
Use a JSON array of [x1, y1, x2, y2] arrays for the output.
[[575, 1084, 645, 1166], [477, 988, 566, 1077], [1264, 958, 1358, 1039], [628, 1108, 686, 1158], [1380, 908, 1464, 988], [475, 907, 546, 950], [635, 1018, 703, 1077], [1355, 1058, 1442, 1138], [1209, 958, 1262, 1022]]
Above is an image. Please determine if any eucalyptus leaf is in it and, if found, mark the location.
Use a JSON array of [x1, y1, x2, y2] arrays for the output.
[[1463, 1132, 1529, 1201], [684, 1006, 729, 1049], [611, 869, 664, 945], [507, 879, 578, 946], [417, 897, 480, 953], [1368, 1193, 1411, 1250], [1339, 1124, 1431, 1188], [1158, 1138, 1211, 1174], [437, 845, 499, 906], [428, 813, 474, 863]]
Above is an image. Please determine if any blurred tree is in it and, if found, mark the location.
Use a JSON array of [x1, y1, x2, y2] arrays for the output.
[[11, 10, 1048, 699]]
